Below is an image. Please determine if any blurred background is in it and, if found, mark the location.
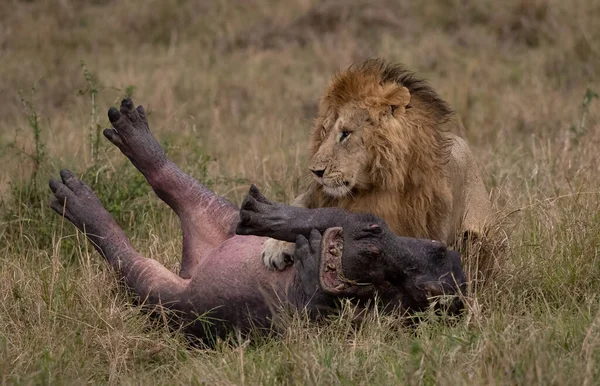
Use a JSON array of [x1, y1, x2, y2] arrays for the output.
[[1, 0, 598, 204], [1, 0, 600, 383]]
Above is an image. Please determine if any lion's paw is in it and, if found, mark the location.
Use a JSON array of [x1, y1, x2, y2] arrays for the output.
[[262, 238, 295, 270]]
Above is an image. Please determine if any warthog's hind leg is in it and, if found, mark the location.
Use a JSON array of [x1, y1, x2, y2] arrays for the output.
[[50, 169, 189, 311], [104, 99, 239, 278]]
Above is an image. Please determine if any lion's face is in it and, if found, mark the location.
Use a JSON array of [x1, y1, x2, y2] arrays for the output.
[[309, 105, 374, 197]]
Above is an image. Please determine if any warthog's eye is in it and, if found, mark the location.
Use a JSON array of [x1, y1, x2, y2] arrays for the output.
[[339, 130, 351, 142]]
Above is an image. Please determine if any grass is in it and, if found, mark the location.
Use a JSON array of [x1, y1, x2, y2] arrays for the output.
[[1, 0, 599, 384]]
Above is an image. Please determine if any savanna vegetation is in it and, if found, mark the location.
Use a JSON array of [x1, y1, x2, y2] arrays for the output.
[[1, 0, 599, 384]]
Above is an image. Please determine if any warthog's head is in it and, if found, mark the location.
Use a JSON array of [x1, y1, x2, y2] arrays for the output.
[[235, 185, 466, 315], [317, 214, 466, 314]]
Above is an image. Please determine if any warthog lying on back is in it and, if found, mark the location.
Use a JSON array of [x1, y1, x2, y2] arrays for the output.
[[49, 99, 466, 341]]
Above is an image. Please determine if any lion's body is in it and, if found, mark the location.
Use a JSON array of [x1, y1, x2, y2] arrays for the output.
[[263, 59, 496, 274]]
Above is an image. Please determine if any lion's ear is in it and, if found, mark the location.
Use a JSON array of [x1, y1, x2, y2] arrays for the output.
[[384, 86, 411, 117]]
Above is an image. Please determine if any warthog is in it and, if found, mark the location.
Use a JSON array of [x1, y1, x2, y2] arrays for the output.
[[49, 99, 466, 340]]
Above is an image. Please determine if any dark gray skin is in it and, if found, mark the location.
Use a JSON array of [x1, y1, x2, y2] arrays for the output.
[[49, 98, 466, 341]]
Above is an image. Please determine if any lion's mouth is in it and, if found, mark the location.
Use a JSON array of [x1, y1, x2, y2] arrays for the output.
[[321, 181, 353, 197]]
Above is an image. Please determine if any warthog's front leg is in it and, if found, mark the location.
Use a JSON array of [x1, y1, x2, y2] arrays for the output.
[[236, 185, 349, 242], [103, 99, 239, 278], [50, 170, 189, 310]]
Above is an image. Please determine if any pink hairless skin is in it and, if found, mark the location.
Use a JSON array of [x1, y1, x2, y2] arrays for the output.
[[49, 98, 466, 341]]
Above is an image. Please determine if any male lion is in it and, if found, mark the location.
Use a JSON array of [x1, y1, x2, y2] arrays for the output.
[[264, 59, 495, 277]]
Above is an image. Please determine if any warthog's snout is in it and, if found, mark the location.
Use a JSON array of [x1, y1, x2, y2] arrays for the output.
[[416, 250, 466, 314]]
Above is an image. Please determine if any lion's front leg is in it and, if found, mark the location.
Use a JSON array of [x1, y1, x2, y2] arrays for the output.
[[262, 238, 296, 270]]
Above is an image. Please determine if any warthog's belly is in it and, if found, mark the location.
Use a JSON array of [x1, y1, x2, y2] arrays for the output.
[[182, 235, 298, 331]]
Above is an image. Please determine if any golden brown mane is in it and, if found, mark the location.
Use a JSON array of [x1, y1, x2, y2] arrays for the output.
[[305, 59, 456, 240], [324, 59, 454, 123]]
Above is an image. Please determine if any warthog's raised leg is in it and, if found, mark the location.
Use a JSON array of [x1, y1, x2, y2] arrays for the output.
[[103, 99, 239, 278], [50, 170, 189, 310], [236, 185, 349, 241]]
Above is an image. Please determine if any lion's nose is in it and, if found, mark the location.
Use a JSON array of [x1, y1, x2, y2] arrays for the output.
[[310, 168, 325, 178]]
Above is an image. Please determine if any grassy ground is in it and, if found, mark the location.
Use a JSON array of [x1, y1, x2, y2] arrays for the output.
[[1, 0, 600, 384]]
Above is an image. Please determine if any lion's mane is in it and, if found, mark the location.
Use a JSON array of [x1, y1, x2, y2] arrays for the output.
[[303, 59, 458, 242]]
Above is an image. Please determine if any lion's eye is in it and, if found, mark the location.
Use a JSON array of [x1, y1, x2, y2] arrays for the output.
[[340, 131, 351, 142], [320, 126, 327, 138]]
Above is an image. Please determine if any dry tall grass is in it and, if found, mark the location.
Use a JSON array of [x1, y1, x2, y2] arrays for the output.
[[1, 0, 599, 384]]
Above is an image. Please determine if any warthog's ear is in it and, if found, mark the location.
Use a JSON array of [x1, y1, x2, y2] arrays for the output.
[[382, 84, 411, 117]]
